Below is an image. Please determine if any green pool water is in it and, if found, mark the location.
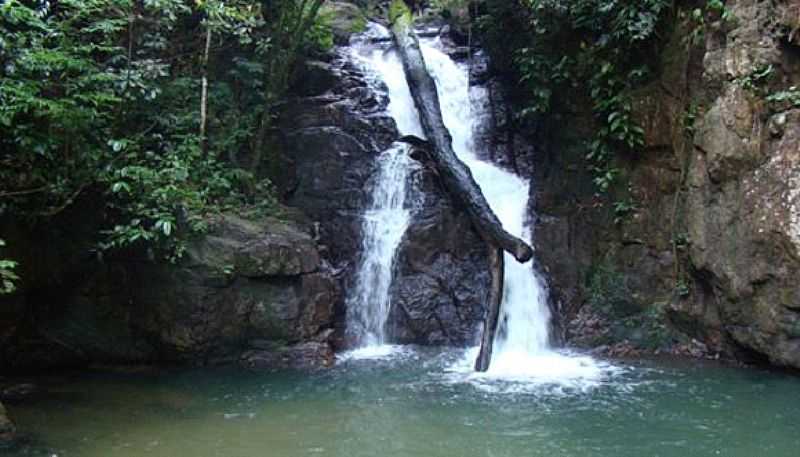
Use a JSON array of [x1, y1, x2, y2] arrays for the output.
[[4, 348, 800, 457]]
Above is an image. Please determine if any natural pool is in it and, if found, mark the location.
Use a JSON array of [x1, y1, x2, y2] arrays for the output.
[[5, 348, 800, 457]]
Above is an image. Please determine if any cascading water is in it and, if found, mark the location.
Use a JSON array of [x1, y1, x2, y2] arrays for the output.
[[418, 39, 605, 381], [344, 25, 423, 353], [346, 143, 414, 348], [418, 43, 550, 350], [344, 24, 605, 381]]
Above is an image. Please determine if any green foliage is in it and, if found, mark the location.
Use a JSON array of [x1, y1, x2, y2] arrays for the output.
[[674, 279, 691, 297], [734, 64, 774, 93], [306, 7, 335, 51], [1, 0, 325, 264], [612, 198, 636, 225], [481, 0, 667, 194], [0, 239, 18, 295], [684, 0, 736, 47], [767, 86, 800, 108], [682, 102, 700, 137], [430, 0, 471, 25], [389, 0, 412, 25]]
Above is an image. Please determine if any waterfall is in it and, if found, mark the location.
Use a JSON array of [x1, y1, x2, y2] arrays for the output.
[[344, 26, 603, 380], [418, 43, 551, 355], [347, 144, 414, 347], [344, 25, 422, 351], [417, 39, 603, 381]]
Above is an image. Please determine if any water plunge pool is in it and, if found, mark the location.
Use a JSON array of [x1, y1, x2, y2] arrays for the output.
[[5, 348, 800, 457]]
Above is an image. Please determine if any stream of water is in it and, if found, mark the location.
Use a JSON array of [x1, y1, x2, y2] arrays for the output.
[[418, 39, 605, 381]]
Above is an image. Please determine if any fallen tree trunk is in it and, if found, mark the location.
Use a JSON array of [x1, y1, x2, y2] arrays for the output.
[[475, 247, 504, 372], [390, 3, 532, 372], [389, 7, 534, 264]]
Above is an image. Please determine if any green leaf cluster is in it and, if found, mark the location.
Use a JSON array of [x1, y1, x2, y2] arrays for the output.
[[0, 239, 19, 295], [767, 86, 800, 108], [480, 0, 670, 193], [1, 0, 328, 271]]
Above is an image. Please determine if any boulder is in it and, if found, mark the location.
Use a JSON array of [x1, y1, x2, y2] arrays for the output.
[[0, 214, 341, 370], [388, 169, 490, 345], [323, 2, 367, 45], [132, 214, 341, 363]]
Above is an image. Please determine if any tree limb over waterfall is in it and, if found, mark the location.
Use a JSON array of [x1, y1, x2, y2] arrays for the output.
[[390, 2, 534, 372], [389, 8, 533, 264]]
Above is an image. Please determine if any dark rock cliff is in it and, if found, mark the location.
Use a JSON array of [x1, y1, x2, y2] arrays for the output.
[[277, 26, 490, 347], [524, 0, 800, 368]]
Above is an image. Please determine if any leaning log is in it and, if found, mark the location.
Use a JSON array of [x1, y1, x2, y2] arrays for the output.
[[389, 5, 534, 264], [475, 247, 504, 372]]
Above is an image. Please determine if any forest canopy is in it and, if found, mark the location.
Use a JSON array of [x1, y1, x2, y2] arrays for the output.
[[0, 0, 328, 270]]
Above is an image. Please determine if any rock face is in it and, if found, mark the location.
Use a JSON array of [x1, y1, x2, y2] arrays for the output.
[[389, 168, 490, 345], [278, 30, 490, 347], [0, 214, 339, 370], [131, 215, 340, 364], [679, 0, 800, 367], [526, 0, 800, 367]]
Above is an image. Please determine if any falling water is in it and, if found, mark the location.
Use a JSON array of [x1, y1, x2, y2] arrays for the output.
[[419, 40, 604, 380], [344, 25, 422, 351], [346, 144, 414, 348], [344, 25, 603, 379]]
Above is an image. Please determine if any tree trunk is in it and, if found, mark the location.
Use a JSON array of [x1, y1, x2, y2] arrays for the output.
[[200, 25, 212, 158], [389, 9, 533, 263], [475, 247, 504, 372]]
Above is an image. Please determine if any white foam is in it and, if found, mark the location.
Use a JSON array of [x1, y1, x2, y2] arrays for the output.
[[337, 344, 413, 362], [443, 348, 622, 394]]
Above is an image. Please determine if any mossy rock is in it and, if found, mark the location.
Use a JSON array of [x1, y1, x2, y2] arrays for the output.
[[323, 2, 369, 45]]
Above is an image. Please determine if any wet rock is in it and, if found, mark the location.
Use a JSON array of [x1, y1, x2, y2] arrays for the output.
[[241, 341, 334, 370], [388, 168, 490, 346], [292, 60, 340, 97], [280, 37, 491, 347]]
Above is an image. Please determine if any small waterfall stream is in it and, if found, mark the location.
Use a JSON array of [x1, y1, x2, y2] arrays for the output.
[[346, 143, 414, 348], [419, 42, 551, 357], [345, 25, 422, 352]]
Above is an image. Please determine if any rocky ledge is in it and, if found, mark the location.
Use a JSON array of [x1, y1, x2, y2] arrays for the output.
[[0, 213, 340, 371]]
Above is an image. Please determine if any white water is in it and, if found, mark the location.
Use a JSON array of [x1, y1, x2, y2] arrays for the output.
[[344, 25, 608, 383], [344, 26, 422, 350], [418, 39, 608, 382]]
